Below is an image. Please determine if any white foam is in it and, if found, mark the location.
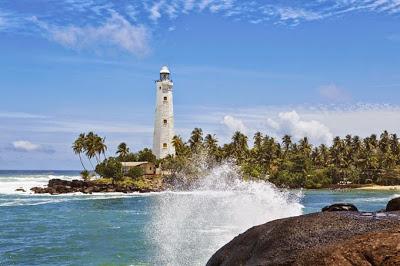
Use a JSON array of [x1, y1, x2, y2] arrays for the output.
[[148, 163, 303, 265], [0, 174, 80, 195]]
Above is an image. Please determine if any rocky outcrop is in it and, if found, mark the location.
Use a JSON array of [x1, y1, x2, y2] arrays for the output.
[[386, 197, 400, 212], [30, 178, 159, 195], [207, 211, 400, 266], [322, 203, 358, 212]]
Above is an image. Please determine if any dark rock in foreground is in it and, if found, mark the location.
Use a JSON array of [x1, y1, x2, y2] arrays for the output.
[[386, 197, 400, 212], [322, 203, 358, 212], [207, 211, 400, 266], [30, 178, 159, 195]]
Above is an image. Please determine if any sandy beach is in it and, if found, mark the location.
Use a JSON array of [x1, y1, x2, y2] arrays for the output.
[[356, 185, 400, 191]]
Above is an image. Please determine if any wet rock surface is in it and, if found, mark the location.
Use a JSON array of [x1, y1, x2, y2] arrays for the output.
[[30, 178, 159, 194], [322, 203, 358, 212], [386, 197, 400, 212], [207, 209, 400, 266]]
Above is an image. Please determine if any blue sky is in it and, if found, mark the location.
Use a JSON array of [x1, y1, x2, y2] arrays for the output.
[[1, 0, 400, 169]]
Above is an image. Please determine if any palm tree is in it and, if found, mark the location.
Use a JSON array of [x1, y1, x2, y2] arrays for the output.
[[172, 135, 186, 156], [95, 136, 107, 161], [84, 131, 98, 167], [231, 131, 248, 162], [72, 133, 87, 170], [282, 135, 292, 153], [205, 134, 218, 152], [189, 128, 204, 150], [299, 137, 312, 157], [319, 144, 330, 167], [390, 133, 400, 164], [253, 132, 263, 150], [116, 142, 130, 160]]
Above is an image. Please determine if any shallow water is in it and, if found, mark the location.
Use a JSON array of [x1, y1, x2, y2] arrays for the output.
[[0, 170, 399, 265]]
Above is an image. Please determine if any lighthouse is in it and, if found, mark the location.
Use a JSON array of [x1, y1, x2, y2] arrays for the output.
[[153, 66, 176, 159]]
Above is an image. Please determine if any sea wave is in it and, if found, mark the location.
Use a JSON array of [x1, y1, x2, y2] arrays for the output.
[[0, 174, 80, 195], [0, 192, 155, 207]]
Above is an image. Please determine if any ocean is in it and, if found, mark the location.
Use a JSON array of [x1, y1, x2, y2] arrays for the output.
[[0, 169, 399, 265]]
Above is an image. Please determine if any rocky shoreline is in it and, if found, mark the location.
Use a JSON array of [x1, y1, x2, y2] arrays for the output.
[[26, 178, 400, 195], [29, 178, 160, 195], [207, 198, 400, 266]]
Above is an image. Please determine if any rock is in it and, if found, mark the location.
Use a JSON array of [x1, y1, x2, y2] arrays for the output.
[[92, 186, 101, 193], [48, 188, 59, 195], [30, 187, 45, 193], [386, 197, 400, 212], [48, 179, 70, 188], [207, 211, 400, 266], [83, 187, 94, 194], [322, 203, 358, 212], [15, 188, 26, 192], [71, 179, 85, 188], [31, 178, 158, 194]]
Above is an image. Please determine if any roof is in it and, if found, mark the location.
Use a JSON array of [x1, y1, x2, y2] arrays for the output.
[[160, 66, 170, 74], [121, 161, 152, 167]]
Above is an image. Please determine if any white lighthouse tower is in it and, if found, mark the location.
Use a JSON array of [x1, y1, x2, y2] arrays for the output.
[[153, 66, 176, 159]]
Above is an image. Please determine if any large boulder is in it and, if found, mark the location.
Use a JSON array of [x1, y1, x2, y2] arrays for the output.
[[322, 203, 358, 212], [207, 211, 400, 266], [48, 178, 71, 187], [386, 197, 400, 212]]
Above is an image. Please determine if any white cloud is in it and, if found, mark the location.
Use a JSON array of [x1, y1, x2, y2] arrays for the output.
[[148, 1, 164, 21], [125, 4, 139, 21], [0, 9, 25, 31], [266, 111, 334, 145], [222, 115, 247, 133], [318, 84, 351, 102], [177, 103, 400, 145], [267, 6, 324, 23], [12, 140, 40, 152], [183, 0, 196, 12], [31, 11, 150, 56], [10, 140, 55, 153]]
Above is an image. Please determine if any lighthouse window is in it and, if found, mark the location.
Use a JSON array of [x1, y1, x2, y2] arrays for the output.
[[164, 96, 167, 101], [163, 119, 167, 125], [163, 143, 167, 148]]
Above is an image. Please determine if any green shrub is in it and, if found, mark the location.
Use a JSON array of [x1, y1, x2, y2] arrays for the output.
[[80, 170, 91, 181], [95, 157, 123, 184], [127, 167, 144, 179]]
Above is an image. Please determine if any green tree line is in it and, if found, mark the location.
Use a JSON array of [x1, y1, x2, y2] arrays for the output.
[[161, 128, 400, 188]]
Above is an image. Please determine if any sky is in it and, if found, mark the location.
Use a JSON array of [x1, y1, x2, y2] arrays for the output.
[[0, 0, 400, 169]]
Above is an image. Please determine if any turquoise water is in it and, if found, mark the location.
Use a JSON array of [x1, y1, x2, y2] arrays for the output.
[[0, 170, 399, 266]]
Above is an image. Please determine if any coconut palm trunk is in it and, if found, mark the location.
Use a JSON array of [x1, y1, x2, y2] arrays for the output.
[[78, 153, 86, 171]]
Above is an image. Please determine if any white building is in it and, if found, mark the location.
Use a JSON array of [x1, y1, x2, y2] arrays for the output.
[[153, 66, 176, 159]]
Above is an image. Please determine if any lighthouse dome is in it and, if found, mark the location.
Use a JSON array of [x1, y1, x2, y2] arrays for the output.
[[160, 66, 170, 74]]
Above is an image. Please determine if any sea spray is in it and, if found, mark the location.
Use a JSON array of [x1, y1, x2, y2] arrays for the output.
[[147, 162, 303, 265]]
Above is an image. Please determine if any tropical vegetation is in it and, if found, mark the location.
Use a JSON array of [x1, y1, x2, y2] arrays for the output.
[[73, 134, 155, 184], [162, 128, 400, 188], [73, 129, 400, 189]]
